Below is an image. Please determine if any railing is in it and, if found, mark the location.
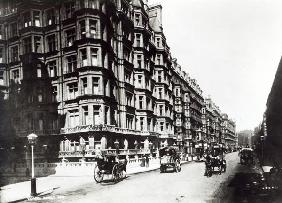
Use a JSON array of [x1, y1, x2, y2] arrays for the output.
[[58, 148, 157, 158], [61, 125, 161, 136]]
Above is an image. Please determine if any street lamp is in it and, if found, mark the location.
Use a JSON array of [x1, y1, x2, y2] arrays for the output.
[[27, 133, 38, 196], [260, 135, 264, 165]]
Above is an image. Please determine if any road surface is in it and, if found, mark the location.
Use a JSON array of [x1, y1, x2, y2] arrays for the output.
[[23, 152, 273, 203]]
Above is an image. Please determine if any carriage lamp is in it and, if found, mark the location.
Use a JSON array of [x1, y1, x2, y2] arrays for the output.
[[27, 133, 38, 196]]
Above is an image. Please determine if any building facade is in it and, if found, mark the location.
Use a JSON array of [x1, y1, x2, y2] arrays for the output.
[[221, 114, 237, 150], [0, 0, 236, 162]]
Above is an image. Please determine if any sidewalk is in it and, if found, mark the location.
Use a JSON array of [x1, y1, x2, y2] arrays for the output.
[[0, 161, 161, 203], [0, 160, 190, 203]]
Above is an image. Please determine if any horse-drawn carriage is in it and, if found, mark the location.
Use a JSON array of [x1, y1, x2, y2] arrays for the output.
[[205, 144, 226, 177], [239, 148, 254, 165], [93, 153, 127, 183], [159, 146, 181, 173]]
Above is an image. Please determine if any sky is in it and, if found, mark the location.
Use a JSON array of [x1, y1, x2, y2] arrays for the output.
[[149, 0, 282, 131]]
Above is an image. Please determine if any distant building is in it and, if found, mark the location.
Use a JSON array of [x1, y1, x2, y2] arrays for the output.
[[222, 114, 237, 149], [237, 130, 252, 147]]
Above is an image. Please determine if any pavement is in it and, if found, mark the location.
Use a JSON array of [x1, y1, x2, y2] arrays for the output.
[[0, 159, 189, 203]]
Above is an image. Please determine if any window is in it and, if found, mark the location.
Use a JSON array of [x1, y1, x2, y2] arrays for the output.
[[81, 77, 88, 94], [138, 75, 142, 84], [156, 37, 161, 47], [136, 34, 141, 47], [46, 9, 55, 25], [37, 87, 43, 102], [140, 117, 144, 131], [79, 20, 86, 38], [66, 55, 77, 72], [65, 2, 75, 18], [27, 113, 34, 130], [125, 72, 130, 83], [0, 48, 3, 63], [12, 69, 19, 82], [105, 106, 109, 125], [147, 118, 151, 131], [160, 122, 164, 131], [158, 87, 162, 99], [137, 54, 142, 68], [52, 86, 57, 102], [23, 12, 31, 27], [37, 66, 41, 78], [65, 29, 75, 47], [48, 60, 57, 77], [93, 77, 100, 94], [158, 70, 162, 82], [89, 19, 97, 38], [176, 88, 179, 97], [160, 105, 163, 116], [23, 37, 32, 54], [47, 34, 56, 52], [80, 49, 87, 66], [67, 82, 78, 100], [10, 22, 17, 37], [156, 54, 161, 65], [0, 71, 4, 85], [0, 25, 2, 40], [69, 110, 79, 127], [139, 96, 144, 109], [135, 13, 140, 26], [82, 106, 89, 125], [33, 11, 41, 27], [91, 48, 98, 66], [93, 105, 101, 125], [39, 118, 43, 130], [34, 36, 41, 53]]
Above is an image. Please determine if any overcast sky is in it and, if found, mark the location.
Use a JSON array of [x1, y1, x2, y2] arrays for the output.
[[150, 0, 282, 131]]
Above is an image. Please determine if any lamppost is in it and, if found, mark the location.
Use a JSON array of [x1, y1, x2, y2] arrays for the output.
[[27, 133, 38, 196], [260, 135, 264, 165]]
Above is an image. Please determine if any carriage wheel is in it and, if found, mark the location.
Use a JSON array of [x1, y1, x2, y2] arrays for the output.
[[175, 160, 181, 172], [207, 167, 212, 177], [160, 165, 165, 173], [94, 165, 104, 183], [112, 165, 119, 182]]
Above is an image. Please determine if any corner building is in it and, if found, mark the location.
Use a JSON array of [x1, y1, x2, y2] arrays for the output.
[[0, 0, 222, 162]]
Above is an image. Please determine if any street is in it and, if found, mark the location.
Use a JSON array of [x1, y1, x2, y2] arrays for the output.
[[20, 152, 269, 203]]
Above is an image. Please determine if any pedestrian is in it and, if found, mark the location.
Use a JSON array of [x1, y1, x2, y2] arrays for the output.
[[145, 154, 149, 167]]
